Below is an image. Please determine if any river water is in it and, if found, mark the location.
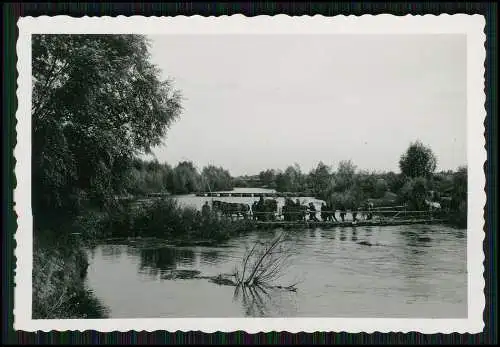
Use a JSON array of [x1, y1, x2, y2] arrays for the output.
[[85, 189, 467, 318]]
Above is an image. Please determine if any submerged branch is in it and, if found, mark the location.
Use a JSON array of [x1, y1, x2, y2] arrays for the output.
[[244, 232, 287, 285], [223, 231, 298, 291], [191, 231, 297, 293]]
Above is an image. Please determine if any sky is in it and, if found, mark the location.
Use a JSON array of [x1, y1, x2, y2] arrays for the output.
[[146, 34, 467, 177]]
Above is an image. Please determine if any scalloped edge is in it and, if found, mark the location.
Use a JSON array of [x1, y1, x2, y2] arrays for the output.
[[13, 14, 486, 333]]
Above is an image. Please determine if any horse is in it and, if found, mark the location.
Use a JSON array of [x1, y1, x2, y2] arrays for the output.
[[425, 199, 441, 218], [213, 200, 250, 219], [425, 200, 442, 210], [228, 202, 250, 219], [253, 198, 278, 221]]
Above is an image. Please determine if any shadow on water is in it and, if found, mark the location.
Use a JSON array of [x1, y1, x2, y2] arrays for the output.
[[138, 247, 195, 278]]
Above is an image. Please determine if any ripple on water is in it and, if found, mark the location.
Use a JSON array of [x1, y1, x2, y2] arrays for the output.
[[86, 224, 467, 318]]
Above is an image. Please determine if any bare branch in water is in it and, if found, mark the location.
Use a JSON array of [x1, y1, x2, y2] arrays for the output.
[[240, 241, 258, 285], [231, 231, 297, 290], [245, 232, 285, 285]]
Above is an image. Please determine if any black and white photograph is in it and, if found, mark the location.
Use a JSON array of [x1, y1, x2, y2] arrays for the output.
[[14, 15, 485, 333]]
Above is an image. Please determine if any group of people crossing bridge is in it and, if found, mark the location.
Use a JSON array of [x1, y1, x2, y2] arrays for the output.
[[202, 196, 376, 222]]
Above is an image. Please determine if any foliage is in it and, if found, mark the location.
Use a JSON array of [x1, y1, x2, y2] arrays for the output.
[[328, 160, 357, 195], [32, 34, 182, 223], [125, 158, 172, 195], [382, 171, 406, 194], [122, 159, 235, 195], [169, 161, 201, 194], [451, 166, 467, 205], [232, 177, 250, 188], [32, 229, 109, 319], [448, 165, 467, 227], [202, 165, 233, 192], [259, 169, 277, 188], [105, 198, 250, 241], [308, 161, 332, 200], [275, 164, 307, 192], [31, 34, 183, 319], [399, 140, 437, 178]]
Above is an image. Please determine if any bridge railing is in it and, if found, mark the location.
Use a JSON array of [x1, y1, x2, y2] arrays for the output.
[[216, 209, 435, 221]]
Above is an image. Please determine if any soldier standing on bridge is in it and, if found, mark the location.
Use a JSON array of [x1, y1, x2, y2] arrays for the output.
[[283, 198, 293, 221], [202, 201, 211, 220], [320, 203, 328, 221], [366, 201, 374, 220], [340, 204, 347, 222], [308, 202, 319, 222], [328, 201, 338, 222], [295, 199, 305, 221], [352, 205, 359, 222], [251, 201, 258, 220]]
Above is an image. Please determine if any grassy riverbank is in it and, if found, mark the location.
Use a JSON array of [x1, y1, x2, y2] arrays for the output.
[[33, 229, 109, 319]]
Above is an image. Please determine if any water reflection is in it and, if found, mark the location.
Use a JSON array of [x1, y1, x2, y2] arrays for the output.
[[138, 247, 195, 277], [232, 285, 297, 317], [351, 228, 358, 242], [101, 245, 123, 260], [125, 246, 140, 257], [397, 226, 436, 302], [340, 230, 347, 241], [200, 250, 220, 265], [88, 246, 97, 260]]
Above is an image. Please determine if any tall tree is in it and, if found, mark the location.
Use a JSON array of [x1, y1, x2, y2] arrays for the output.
[[309, 161, 332, 199], [171, 161, 201, 194], [276, 164, 305, 192], [335, 160, 357, 191], [258, 169, 277, 188], [399, 140, 437, 178], [32, 34, 182, 221], [202, 165, 233, 191]]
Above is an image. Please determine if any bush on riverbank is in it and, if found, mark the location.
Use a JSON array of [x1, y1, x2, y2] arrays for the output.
[[446, 201, 467, 229], [32, 229, 108, 319], [103, 198, 252, 242]]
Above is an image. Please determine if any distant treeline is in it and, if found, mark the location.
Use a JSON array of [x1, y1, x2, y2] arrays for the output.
[[127, 141, 467, 227], [125, 158, 233, 195], [247, 161, 466, 212]]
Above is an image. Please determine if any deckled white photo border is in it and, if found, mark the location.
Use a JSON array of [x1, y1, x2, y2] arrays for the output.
[[14, 14, 486, 333]]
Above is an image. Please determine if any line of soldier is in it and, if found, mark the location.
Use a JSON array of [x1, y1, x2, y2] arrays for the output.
[[284, 198, 375, 222], [202, 197, 375, 222]]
